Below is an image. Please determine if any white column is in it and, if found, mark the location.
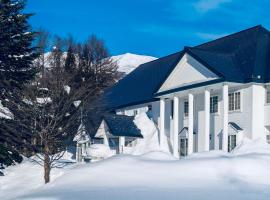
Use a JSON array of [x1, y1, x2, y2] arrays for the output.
[[119, 136, 125, 154], [188, 93, 194, 155], [160, 98, 166, 149], [222, 84, 228, 151], [204, 89, 210, 151], [173, 96, 179, 158]]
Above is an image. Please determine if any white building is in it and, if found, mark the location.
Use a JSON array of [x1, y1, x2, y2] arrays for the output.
[[102, 25, 270, 158]]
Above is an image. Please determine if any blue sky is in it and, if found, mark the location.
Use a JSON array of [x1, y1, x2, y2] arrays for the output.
[[26, 0, 270, 57]]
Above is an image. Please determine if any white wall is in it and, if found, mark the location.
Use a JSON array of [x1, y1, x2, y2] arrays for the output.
[[159, 54, 218, 92], [116, 83, 269, 153], [251, 85, 266, 141]]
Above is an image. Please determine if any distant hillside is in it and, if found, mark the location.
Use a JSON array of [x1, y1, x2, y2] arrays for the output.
[[40, 52, 157, 76], [111, 53, 157, 75]]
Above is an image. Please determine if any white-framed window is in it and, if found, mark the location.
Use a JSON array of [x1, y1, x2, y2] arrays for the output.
[[210, 96, 218, 113], [184, 101, 189, 117], [229, 92, 241, 111], [266, 89, 270, 104], [267, 135, 270, 144], [228, 135, 237, 152], [134, 110, 138, 116], [180, 138, 188, 156]]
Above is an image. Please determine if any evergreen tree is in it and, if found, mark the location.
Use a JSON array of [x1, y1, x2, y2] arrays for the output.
[[64, 45, 76, 74], [0, 0, 38, 88], [0, 0, 38, 163]]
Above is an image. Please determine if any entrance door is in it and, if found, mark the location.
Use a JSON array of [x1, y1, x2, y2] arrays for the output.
[[180, 138, 188, 156], [228, 135, 236, 152]]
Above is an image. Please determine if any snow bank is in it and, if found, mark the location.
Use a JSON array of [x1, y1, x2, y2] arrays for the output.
[[0, 157, 71, 200], [232, 138, 270, 155], [87, 144, 115, 159], [132, 113, 169, 155], [0, 100, 14, 120], [139, 151, 176, 161], [16, 145, 270, 200], [3, 140, 270, 200]]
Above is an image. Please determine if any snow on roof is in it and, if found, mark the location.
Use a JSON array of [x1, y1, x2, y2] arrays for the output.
[[103, 114, 142, 138], [73, 122, 90, 143]]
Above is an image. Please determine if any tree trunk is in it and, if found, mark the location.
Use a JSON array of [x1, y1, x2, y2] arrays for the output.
[[44, 153, 51, 184]]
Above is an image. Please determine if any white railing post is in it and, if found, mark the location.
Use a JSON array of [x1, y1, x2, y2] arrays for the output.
[[188, 93, 194, 155], [173, 96, 179, 158], [160, 98, 166, 149], [204, 89, 210, 151], [222, 84, 228, 151]]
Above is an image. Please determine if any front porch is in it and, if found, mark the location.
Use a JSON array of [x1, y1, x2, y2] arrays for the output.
[[157, 82, 243, 158]]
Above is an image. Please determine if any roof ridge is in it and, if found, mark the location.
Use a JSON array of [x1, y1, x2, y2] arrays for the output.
[[194, 25, 265, 48]]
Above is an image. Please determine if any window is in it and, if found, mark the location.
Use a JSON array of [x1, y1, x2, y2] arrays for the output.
[[134, 110, 138, 116], [148, 105, 152, 111], [184, 101, 189, 117], [180, 138, 188, 156], [210, 96, 218, 113], [229, 92, 241, 111], [266, 90, 270, 104], [267, 135, 270, 144], [228, 135, 237, 152]]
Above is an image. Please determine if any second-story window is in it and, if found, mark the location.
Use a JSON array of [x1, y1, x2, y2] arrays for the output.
[[184, 101, 189, 117], [229, 92, 241, 111], [210, 96, 218, 113]]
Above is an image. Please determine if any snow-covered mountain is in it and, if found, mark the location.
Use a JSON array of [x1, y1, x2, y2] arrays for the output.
[[111, 53, 157, 74], [41, 52, 157, 75]]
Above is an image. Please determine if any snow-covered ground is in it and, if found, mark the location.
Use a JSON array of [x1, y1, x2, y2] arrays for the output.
[[1, 139, 270, 200], [111, 53, 157, 74]]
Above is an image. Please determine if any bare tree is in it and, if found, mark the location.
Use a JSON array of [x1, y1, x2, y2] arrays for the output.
[[22, 34, 118, 183], [23, 74, 81, 183]]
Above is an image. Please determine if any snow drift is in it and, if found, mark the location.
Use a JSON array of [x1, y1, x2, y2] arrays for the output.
[[132, 113, 170, 155], [6, 139, 270, 200], [87, 144, 115, 159]]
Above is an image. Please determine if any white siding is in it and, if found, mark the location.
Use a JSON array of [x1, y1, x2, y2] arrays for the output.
[[116, 83, 269, 154], [159, 54, 219, 92]]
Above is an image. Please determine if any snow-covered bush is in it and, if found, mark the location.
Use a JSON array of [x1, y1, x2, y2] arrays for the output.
[[0, 144, 22, 174]]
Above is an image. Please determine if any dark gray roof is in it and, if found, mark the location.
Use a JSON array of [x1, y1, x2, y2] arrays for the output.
[[103, 114, 143, 138], [102, 25, 270, 110], [229, 122, 243, 131], [179, 127, 196, 135]]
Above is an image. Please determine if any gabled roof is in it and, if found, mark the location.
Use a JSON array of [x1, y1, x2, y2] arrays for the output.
[[103, 25, 270, 110], [103, 114, 143, 138], [229, 122, 243, 132]]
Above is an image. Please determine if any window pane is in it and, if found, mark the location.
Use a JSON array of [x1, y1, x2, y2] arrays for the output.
[[184, 101, 189, 117], [210, 96, 218, 113], [229, 93, 234, 111], [235, 92, 241, 110]]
